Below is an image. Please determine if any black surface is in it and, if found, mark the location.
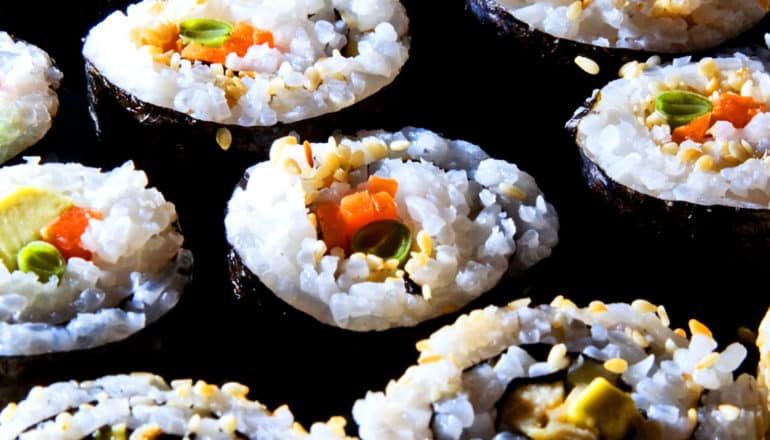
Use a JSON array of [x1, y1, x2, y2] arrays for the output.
[[0, 0, 769, 434]]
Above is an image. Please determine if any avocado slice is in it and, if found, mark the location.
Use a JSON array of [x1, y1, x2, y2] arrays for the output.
[[564, 377, 639, 440], [0, 187, 72, 271]]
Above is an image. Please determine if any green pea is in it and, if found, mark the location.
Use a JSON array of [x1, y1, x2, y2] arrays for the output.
[[17, 241, 65, 283], [351, 220, 412, 265], [655, 90, 713, 128], [179, 18, 233, 48]]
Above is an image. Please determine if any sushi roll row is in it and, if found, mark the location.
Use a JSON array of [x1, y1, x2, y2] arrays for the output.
[[0, 159, 191, 356], [0, 32, 61, 165], [0, 373, 353, 439], [225, 128, 559, 331], [5, 294, 770, 439]]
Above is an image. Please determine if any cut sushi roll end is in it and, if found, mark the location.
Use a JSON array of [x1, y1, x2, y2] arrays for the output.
[[82, 0, 409, 127], [0, 158, 192, 356], [568, 53, 770, 245], [355, 296, 770, 439], [0, 32, 61, 164], [225, 128, 559, 331], [0, 373, 354, 439]]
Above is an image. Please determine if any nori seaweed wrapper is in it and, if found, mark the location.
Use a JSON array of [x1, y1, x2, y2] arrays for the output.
[[84, 55, 411, 164]]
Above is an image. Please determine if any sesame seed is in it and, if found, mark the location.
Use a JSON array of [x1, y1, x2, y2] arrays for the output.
[[689, 319, 713, 338], [603, 358, 629, 374], [574, 56, 600, 75], [216, 127, 232, 151]]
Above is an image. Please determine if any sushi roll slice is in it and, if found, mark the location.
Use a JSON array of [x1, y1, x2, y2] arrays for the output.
[[0, 373, 353, 439], [225, 128, 559, 331], [354, 297, 769, 439], [467, 0, 769, 77], [0, 32, 61, 164], [82, 0, 410, 154], [567, 54, 770, 243], [0, 158, 191, 356]]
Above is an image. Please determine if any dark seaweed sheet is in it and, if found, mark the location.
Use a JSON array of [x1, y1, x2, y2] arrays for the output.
[[0, 0, 767, 434]]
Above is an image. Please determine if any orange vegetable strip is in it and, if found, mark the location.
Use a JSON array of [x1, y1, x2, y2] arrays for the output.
[[42, 207, 103, 261], [712, 93, 766, 129], [316, 203, 348, 251], [367, 176, 398, 197], [180, 42, 226, 64], [672, 112, 711, 144]]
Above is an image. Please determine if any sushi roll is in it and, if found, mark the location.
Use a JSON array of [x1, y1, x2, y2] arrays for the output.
[[0, 373, 353, 439], [567, 54, 770, 243], [82, 0, 410, 154], [467, 0, 769, 77], [0, 32, 61, 164], [354, 296, 769, 439], [225, 128, 559, 331], [0, 158, 191, 356]]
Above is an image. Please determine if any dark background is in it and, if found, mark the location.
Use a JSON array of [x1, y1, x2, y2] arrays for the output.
[[0, 0, 769, 434]]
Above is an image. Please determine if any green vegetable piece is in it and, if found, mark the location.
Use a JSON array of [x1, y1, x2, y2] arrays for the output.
[[92, 424, 128, 440], [179, 18, 233, 48], [17, 241, 65, 283], [351, 220, 412, 265], [0, 187, 72, 271], [655, 90, 713, 128]]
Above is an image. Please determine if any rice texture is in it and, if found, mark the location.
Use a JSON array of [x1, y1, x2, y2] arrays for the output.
[[354, 297, 770, 439], [0, 373, 353, 439], [574, 53, 770, 208], [0, 158, 191, 356], [0, 32, 61, 164], [495, 0, 767, 52], [225, 128, 559, 331], [82, 0, 409, 126]]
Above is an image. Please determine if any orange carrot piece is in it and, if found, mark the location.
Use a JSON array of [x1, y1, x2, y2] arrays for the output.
[[316, 203, 347, 251], [672, 112, 712, 144], [367, 176, 398, 197], [340, 191, 375, 238], [304, 141, 314, 168], [42, 207, 103, 260], [222, 22, 275, 57], [712, 93, 766, 128], [370, 192, 398, 219], [253, 28, 275, 48], [180, 42, 226, 64]]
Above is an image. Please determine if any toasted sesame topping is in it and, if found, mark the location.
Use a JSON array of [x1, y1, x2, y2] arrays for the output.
[[547, 343, 569, 369], [695, 352, 720, 370], [575, 56, 600, 75], [498, 182, 527, 200], [694, 155, 715, 171], [631, 299, 657, 313], [216, 127, 232, 151], [389, 140, 411, 152], [718, 404, 741, 421], [588, 300, 608, 313], [688, 319, 713, 338], [603, 358, 629, 374], [219, 415, 238, 434]]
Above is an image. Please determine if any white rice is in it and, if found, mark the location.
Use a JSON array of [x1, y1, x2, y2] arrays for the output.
[[0, 373, 353, 439], [575, 53, 770, 208], [0, 32, 61, 164], [495, 0, 767, 52], [82, 0, 409, 126], [0, 158, 191, 356], [354, 297, 770, 439], [225, 128, 558, 331]]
